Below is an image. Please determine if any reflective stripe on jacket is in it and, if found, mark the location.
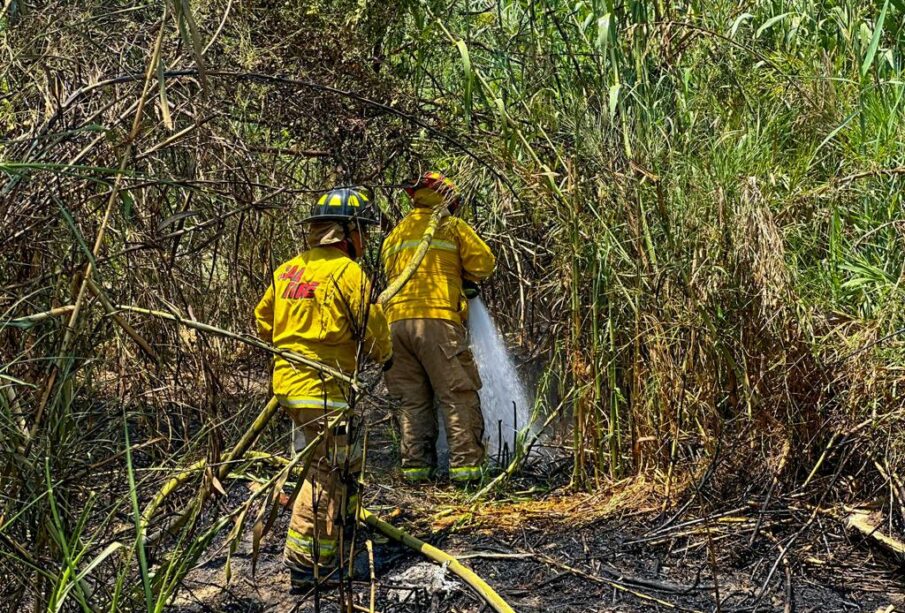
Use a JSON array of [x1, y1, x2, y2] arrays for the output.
[[381, 210, 495, 324], [254, 246, 392, 399]]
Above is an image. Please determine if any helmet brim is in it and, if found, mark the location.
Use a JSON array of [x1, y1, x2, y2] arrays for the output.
[[301, 214, 379, 225]]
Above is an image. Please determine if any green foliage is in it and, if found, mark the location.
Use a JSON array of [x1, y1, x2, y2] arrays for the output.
[[377, 0, 905, 484], [2, 0, 905, 609]]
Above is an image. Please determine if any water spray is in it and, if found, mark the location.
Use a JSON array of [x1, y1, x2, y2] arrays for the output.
[[467, 298, 533, 463]]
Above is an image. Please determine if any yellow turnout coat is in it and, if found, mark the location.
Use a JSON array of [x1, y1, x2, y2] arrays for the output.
[[254, 246, 392, 405], [381, 210, 495, 324]]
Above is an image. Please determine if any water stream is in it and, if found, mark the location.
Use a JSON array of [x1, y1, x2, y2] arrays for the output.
[[437, 298, 533, 466]]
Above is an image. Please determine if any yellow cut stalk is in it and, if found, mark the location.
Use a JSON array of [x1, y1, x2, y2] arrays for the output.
[[376, 204, 446, 306], [358, 507, 514, 613]]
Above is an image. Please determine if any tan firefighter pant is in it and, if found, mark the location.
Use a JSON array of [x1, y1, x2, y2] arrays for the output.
[[385, 318, 485, 483], [280, 399, 360, 571]]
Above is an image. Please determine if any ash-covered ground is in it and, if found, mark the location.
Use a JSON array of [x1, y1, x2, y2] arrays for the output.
[[168, 400, 905, 613]]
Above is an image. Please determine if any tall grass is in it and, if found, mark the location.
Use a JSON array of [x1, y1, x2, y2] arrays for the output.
[[1, 0, 904, 609], [382, 0, 905, 486]]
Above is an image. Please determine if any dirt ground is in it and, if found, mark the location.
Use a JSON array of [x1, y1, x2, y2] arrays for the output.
[[166, 400, 905, 613], [154, 360, 905, 613], [171, 489, 905, 612]]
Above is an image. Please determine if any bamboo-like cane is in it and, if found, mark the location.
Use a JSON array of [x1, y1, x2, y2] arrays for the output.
[[117, 305, 354, 386], [7, 306, 77, 325], [86, 279, 160, 361], [358, 507, 514, 613], [469, 404, 562, 502], [142, 409, 340, 543], [139, 398, 283, 531], [141, 459, 207, 527], [217, 397, 282, 482]]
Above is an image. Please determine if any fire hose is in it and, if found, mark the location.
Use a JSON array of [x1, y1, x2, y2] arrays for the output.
[[139, 203, 515, 612]]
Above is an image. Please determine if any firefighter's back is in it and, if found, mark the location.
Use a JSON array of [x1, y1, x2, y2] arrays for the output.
[[266, 246, 363, 399], [382, 211, 472, 324]]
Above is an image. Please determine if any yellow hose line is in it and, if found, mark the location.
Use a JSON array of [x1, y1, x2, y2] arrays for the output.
[[376, 205, 445, 306], [140, 205, 464, 581], [359, 507, 515, 613]]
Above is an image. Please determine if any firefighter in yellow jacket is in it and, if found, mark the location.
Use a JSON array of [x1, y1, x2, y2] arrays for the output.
[[254, 187, 392, 591], [382, 172, 495, 485]]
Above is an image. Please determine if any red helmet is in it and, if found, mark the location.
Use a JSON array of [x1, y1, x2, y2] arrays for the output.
[[404, 171, 461, 212]]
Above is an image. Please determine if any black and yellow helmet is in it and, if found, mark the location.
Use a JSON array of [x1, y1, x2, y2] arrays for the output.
[[302, 187, 378, 225]]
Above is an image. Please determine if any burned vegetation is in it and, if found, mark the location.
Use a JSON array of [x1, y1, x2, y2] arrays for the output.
[[2, 1, 905, 612]]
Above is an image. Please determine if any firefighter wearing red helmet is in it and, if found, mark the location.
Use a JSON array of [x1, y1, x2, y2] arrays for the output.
[[381, 172, 496, 485]]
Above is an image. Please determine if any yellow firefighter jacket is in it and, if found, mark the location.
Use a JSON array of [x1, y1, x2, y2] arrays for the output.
[[381, 209, 495, 325], [254, 246, 392, 405]]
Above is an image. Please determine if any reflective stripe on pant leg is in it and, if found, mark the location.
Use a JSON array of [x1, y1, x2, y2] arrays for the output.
[[402, 466, 433, 482], [449, 465, 482, 482], [286, 528, 337, 563]]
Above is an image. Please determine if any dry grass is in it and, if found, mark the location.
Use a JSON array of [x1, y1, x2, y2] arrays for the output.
[[1, 0, 904, 610]]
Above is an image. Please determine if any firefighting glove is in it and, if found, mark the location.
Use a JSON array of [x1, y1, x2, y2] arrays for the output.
[[462, 279, 480, 300]]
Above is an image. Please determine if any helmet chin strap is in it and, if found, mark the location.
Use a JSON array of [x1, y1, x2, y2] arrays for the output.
[[342, 222, 358, 259]]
